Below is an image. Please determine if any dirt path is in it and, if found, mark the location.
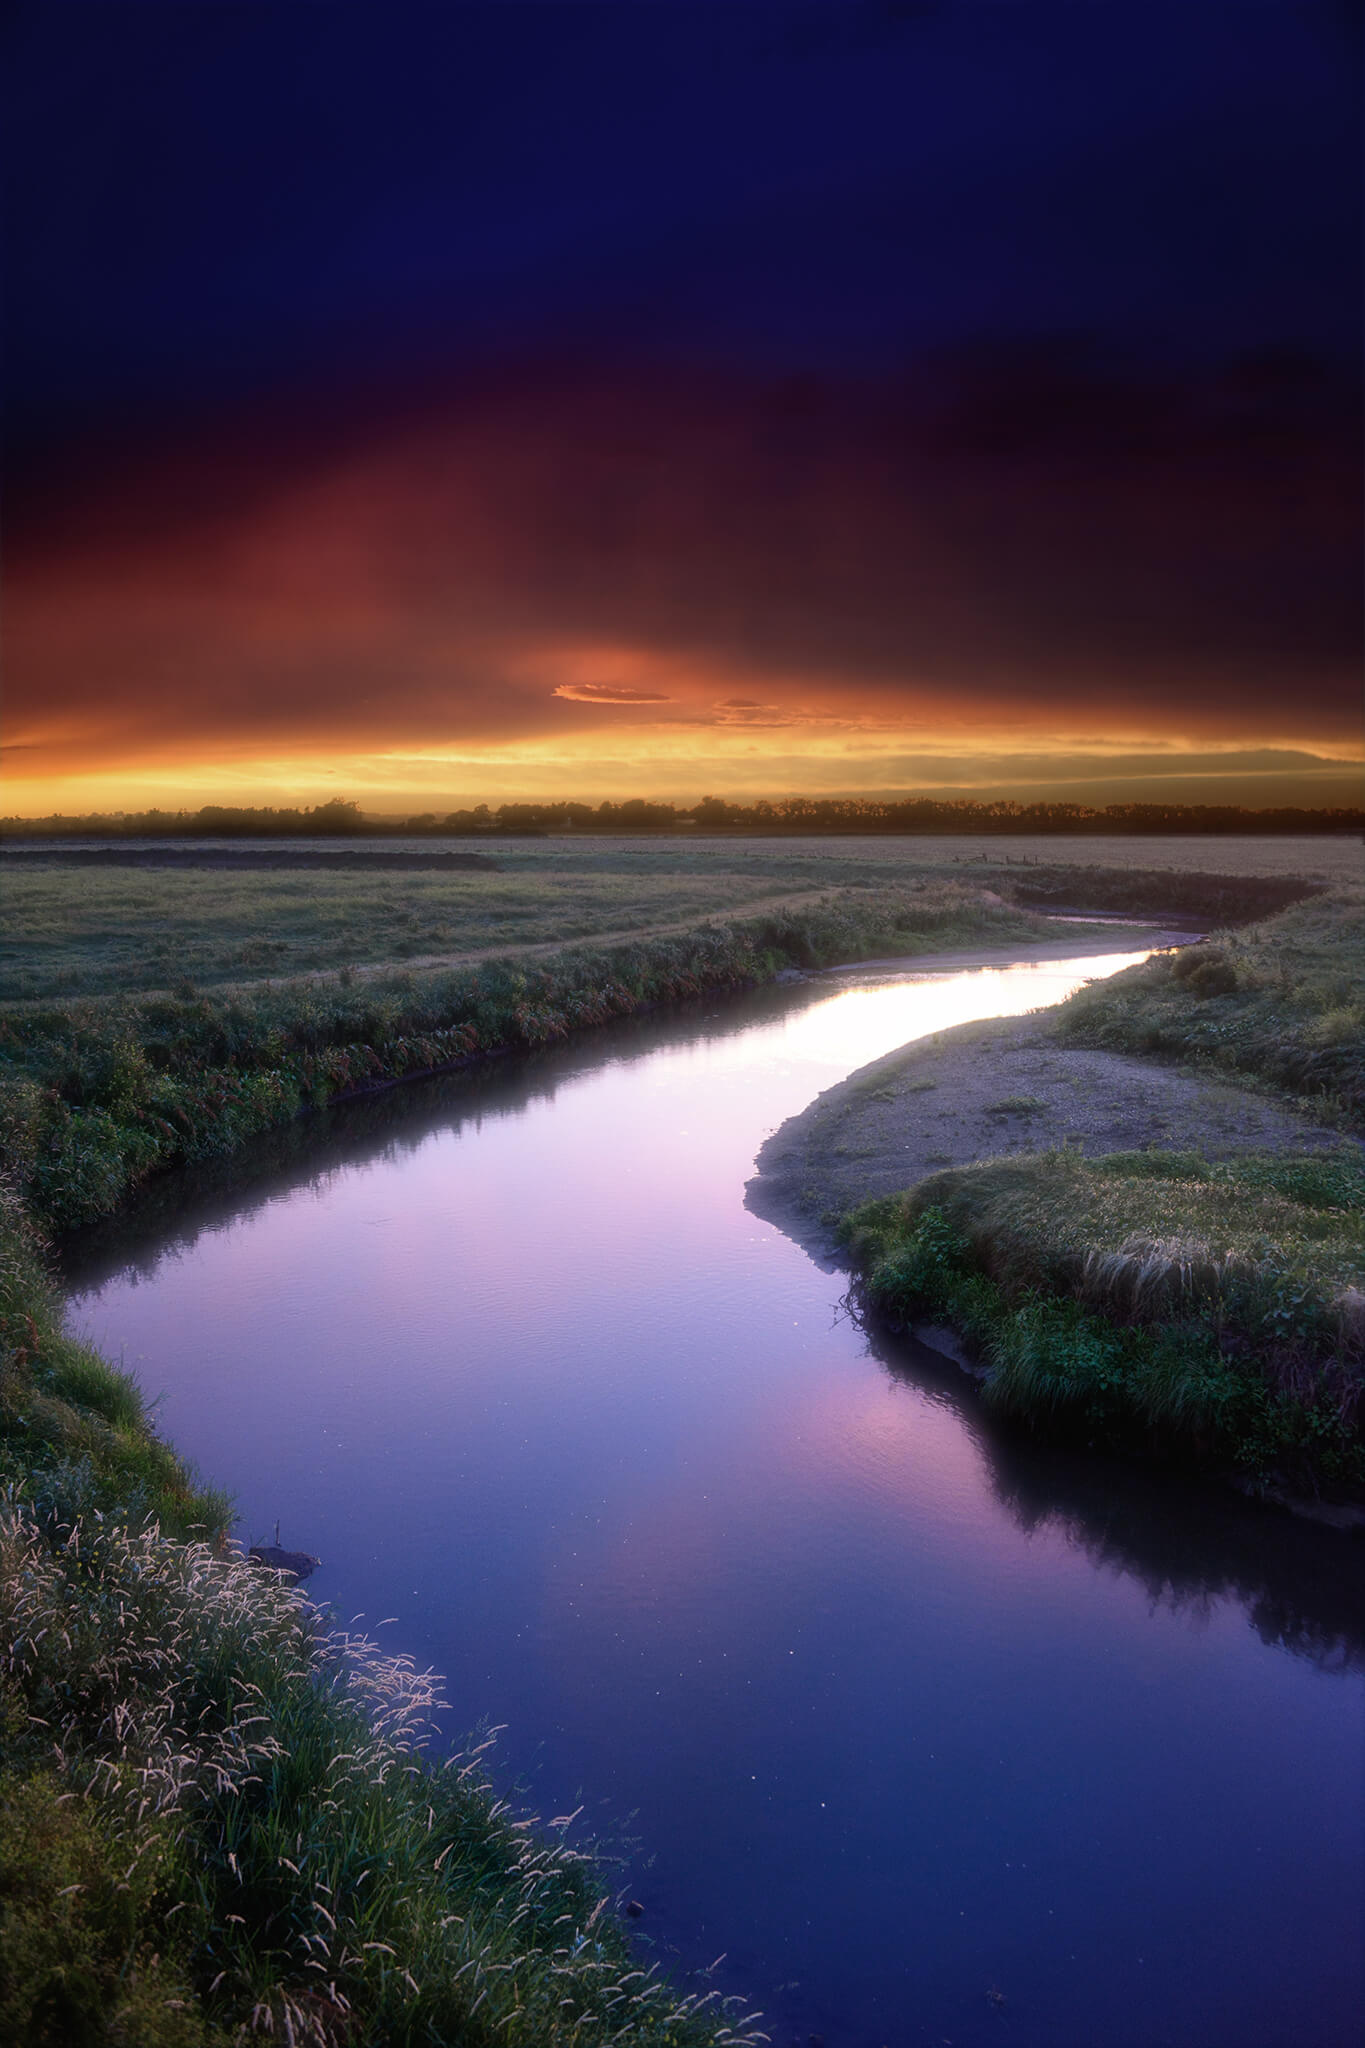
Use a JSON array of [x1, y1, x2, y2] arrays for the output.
[[747, 1004, 1360, 1264], [343, 886, 847, 983]]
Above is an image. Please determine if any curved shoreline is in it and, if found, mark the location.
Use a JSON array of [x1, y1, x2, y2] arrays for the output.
[[746, 924, 1365, 1524], [746, 936, 1359, 1265]]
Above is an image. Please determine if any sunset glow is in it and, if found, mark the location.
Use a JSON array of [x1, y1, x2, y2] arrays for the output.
[[4, 8, 1359, 817]]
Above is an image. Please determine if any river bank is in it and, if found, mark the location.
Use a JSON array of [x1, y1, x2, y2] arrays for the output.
[[4, 887, 1129, 1236], [748, 886, 1365, 1510], [747, 1005, 1354, 1265]]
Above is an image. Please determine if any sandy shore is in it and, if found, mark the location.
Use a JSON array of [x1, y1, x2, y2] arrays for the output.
[[746, 937, 1359, 1266]]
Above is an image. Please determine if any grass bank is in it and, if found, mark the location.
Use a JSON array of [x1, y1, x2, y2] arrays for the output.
[[2, 885, 1059, 1234], [1056, 886, 1365, 1126], [845, 1147, 1365, 1500], [0, 1186, 765, 2047]]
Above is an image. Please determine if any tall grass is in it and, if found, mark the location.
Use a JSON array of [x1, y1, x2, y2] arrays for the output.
[[844, 1148, 1365, 1496], [1056, 886, 1365, 1125], [0, 1507, 767, 2047]]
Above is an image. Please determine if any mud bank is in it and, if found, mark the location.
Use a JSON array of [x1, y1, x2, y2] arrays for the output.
[[746, 947, 1357, 1266]]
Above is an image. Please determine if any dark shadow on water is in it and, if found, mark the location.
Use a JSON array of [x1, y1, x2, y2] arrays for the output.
[[870, 1324, 1365, 1676]]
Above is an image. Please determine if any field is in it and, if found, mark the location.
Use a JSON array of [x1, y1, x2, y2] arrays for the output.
[[1, 832, 1354, 1002]]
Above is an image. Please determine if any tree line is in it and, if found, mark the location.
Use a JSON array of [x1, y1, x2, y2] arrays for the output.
[[2, 795, 1361, 838]]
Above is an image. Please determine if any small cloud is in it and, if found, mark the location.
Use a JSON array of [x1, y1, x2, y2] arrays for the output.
[[553, 681, 673, 704], [714, 698, 790, 725]]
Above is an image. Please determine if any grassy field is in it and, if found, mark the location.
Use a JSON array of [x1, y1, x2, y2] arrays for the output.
[[0, 834, 1344, 1236], [2, 832, 1351, 1002], [845, 1146, 1365, 1498]]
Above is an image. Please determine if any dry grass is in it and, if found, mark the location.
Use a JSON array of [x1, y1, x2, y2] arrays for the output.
[[1057, 884, 1365, 1125]]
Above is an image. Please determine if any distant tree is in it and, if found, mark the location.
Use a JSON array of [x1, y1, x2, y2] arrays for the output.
[[303, 799, 366, 834]]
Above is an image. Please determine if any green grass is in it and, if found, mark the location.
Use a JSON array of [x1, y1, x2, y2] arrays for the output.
[[844, 1147, 1365, 1497], [0, 1181, 228, 1538], [1056, 885, 1365, 1124], [0, 859, 829, 1002]]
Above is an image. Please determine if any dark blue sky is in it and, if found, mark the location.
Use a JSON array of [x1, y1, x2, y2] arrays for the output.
[[5, 3, 1360, 453]]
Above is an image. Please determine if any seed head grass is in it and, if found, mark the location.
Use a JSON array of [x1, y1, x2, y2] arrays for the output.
[[0, 1504, 768, 2046]]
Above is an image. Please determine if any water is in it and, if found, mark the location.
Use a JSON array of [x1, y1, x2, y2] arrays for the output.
[[67, 951, 1365, 2048]]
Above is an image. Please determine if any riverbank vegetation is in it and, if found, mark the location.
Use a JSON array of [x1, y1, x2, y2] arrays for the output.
[[0, 1181, 227, 1539], [0, 1190, 765, 2047], [1057, 885, 1365, 1125], [845, 1147, 1365, 1498], [3, 886, 1070, 1233]]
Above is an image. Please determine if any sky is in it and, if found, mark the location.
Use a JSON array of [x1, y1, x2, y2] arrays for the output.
[[3, 2, 1361, 816]]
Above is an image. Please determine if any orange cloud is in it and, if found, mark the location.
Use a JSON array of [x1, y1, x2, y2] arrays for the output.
[[4, 355, 1359, 808], [552, 682, 674, 704]]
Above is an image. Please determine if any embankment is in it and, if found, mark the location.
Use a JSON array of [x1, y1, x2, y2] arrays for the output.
[[748, 887, 1365, 1504], [2, 885, 1092, 1235]]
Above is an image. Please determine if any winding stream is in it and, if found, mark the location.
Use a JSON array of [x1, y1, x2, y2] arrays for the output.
[[67, 950, 1365, 2048]]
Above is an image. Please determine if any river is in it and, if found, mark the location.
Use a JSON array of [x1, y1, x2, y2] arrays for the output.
[[66, 948, 1365, 2048]]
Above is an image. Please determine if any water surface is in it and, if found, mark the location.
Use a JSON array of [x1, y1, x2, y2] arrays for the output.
[[68, 951, 1365, 2048]]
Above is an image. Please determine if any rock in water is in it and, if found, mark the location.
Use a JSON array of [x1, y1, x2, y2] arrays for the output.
[[248, 1543, 320, 1584]]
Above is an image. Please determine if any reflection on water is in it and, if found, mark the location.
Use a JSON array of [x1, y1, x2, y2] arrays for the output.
[[873, 1331, 1365, 1678], [67, 952, 1364, 2048]]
